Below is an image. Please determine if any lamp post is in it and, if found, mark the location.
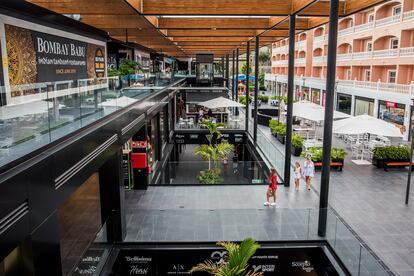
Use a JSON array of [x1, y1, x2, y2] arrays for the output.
[[406, 99, 414, 204]]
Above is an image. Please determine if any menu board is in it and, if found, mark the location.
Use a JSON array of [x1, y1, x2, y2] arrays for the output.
[[110, 246, 340, 275]]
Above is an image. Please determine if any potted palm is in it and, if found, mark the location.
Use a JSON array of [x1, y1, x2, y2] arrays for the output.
[[190, 238, 263, 276], [292, 134, 304, 156]]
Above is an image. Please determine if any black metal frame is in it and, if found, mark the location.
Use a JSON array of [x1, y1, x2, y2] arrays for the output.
[[236, 48, 239, 101], [253, 36, 259, 142], [245, 41, 250, 131], [318, 0, 340, 237], [283, 15, 295, 187]]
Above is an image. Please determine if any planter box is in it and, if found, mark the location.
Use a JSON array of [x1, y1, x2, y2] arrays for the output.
[[372, 158, 410, 168], [276, 134, 285, 144], [314, 160, 344, 171], [292, 146, 302, 156]]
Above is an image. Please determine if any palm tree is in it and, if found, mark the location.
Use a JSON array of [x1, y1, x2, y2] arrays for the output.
[[201, 121, 226, 143], [194, 142, 234, 170], [190, 238, 263, 276]]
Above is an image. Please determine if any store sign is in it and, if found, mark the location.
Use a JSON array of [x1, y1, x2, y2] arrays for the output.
[[4, 24, 106, 97], [385, 101, 396, 108], [111, 246, 339, 275]]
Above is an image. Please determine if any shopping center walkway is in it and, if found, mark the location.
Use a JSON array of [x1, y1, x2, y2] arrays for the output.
[[257, 123, 414, 276]]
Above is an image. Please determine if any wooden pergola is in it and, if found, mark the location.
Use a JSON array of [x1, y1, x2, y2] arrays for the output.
[[29, 0, 386, 57]]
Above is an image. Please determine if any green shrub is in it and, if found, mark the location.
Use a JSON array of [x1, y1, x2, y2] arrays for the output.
[[258, 95, 269, 102], [271, 95, 288, 102], [269, 119, 281, 129], [292, 134, 304, 148], [301, 147, 347, 162], [197, 169, 223, 184], [372, 145, 410, 160], [239, 95, 253, 105]]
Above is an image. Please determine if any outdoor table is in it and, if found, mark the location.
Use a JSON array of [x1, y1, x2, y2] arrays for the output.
[[303, 139, 323, 150]]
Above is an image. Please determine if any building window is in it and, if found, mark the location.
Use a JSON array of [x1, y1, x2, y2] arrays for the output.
[[364, 70, 371, 81], [392, 5, 402, 16], [368, 13, 375, 22], [379, 101, 405, 134], [347, 45, 353, 53], [366, 42, 373, 52], [355, 97, 375, 116], [388, 70, 397, 83], [336, 93, 352, 115], [390, 38, 399, 49]]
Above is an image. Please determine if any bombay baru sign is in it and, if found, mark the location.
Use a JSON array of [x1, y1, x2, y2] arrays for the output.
[[4, 24, 106, 97]]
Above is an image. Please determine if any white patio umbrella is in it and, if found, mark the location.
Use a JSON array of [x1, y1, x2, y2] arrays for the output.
[[333, 114, 403, 138], [198, 96, 244, 109], [99, 96, 137, 108], [293, 100, 350, 122]]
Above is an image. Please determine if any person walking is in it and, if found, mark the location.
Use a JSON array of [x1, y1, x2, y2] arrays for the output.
[[293, 161, 302, 191], [264, 168, 277, 206], [303, 154, 315, 191]]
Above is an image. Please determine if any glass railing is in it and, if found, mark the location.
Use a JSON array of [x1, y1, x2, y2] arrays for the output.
[[0, 76, 179, 169], [88, 207, 391, 275], [155, 161, 269, 185], [175, 112, 245, 130]]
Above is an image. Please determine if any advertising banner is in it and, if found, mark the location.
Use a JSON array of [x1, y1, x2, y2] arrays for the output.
[[4, 24, 106, 98], [112, 246, 340, 275]]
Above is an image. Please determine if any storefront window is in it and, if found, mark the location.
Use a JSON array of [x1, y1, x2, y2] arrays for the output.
[[379, 101, 405, 134], [311, 89, 320, 104], [336, 93, 352, 115], [355, 97, 374, 116]]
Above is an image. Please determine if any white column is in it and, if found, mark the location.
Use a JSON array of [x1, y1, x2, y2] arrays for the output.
[[373, 98, 379, 118], [350, 95, 355, 116], [403, 106, 410, 141]]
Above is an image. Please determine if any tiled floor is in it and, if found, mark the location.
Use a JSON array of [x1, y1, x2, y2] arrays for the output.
[[256, 123, 414, 276]]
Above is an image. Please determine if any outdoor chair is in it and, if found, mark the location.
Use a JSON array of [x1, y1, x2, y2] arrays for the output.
[[188, 118, 195, 128]]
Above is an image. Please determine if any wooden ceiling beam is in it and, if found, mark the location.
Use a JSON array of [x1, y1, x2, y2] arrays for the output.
[[344, 0, 386, 15], [165, 29, 259, 37], [28, 0, 134, 15], [158, 18, 271, 29], [141, 0, 291, 15], [298, 1, 346, 16], [79, 15, 148, 29]]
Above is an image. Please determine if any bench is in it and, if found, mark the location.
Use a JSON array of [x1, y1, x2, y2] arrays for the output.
[[314, 162, 343, 171], [384, 161, 414, 171]]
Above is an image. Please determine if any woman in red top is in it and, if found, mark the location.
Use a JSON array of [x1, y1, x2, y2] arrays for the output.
[[264, 168, 277, 206]]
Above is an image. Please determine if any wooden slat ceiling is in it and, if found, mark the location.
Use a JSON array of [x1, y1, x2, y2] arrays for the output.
[[29, 0, 386, 58]]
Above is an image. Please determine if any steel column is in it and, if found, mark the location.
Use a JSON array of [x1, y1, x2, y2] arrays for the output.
[[254, 36, 260, 142], [232, 50, 235, 99], [236, 48, 239, 101], [226, 54, 230, 90], [318, 0, 340, 237], [406, 105, 413, 204], [284, 15, 296, 187], [245, 41, 250, 131]]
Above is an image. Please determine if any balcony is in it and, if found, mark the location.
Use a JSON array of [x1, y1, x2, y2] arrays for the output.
[[375, 14, 401, 27], [400, 47, 414, 56], [404, 10, 414, 21], [272, 45, 288, 53], [266, 73, 414, 95], [295, 58, 306, 65], [336, 53, 352, 61], [372, 48, 398, 58], [338, 27, 353, 36], [296, 40, 306, 48], [314, 34, 328, 43], [272, 60, 288, 65], [353, 21, 374, 33]]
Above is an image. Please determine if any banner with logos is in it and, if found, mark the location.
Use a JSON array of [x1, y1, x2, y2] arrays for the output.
[[3, 23, 106, 98], [112, 246, 340, 275]]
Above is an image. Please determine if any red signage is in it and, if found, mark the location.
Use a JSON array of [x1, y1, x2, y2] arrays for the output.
[[385, 101, 396, 108], [131, 140, 147, 148], [131, 153, 147, 169]]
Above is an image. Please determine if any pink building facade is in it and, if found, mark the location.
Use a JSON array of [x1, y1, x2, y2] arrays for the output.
[[267, 0, 414, 139]]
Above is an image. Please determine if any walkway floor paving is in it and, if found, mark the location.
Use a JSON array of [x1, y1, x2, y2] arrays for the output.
[[256, 123, 414, 276]]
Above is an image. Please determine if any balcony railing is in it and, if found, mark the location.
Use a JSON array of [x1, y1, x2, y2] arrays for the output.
[[314, 34, 328, 43], [375, 14, 401, 27], [400, 47, 414, 56], [295, 58, 306, 65], [312, 56, 327, 63], [338, 27, 353, 36], [372, 48, 398, 58], [404, 10, 414, 21], [272, 60, 288, 65], [336, 53, 352, 61], [266, 73, 414, 96], [296, 40, 306, 48]]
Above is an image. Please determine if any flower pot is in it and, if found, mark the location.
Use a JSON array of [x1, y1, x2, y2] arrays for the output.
[[372, 158, 409, 168], [276, 134, 285, 144], [292, 146, 302, 156]]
